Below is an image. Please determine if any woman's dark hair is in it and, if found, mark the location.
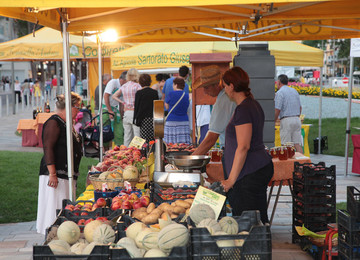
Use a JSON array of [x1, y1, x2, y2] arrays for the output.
[[56, 92, 82, 110], [155, 73, 163, 82], [173, 77, 185, 90], [222, 66, 253, 98], [163, 74, 170, 81], [139, 74, 152, 87]]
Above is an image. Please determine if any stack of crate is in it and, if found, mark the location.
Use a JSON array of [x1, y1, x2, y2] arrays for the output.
[[292, 162, 336, 245], [338, 186, 360, 259]]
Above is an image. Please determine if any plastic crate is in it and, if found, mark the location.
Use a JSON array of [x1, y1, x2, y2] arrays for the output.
[[191, 225, 271, 260], [338, 240, 360, 260], [60, 199, 104, 218], [293, 182, 336, 196], [347, 186, 360, 222], [293, 203, 336, 214], [94, 189, 119, 201], [338, 210, 360, 232], [293, 174, 335, 186], [33, 244, 109, 259], [293, 193, 336, 205], [293, 162, 335, 176]]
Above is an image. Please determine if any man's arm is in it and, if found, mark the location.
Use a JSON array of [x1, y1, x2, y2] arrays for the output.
[[275, 109, 281, 121], [192, 131, 219, 155], [104, 93, 114, 119]]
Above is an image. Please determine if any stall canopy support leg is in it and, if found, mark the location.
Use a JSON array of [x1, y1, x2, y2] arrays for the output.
[[269, 179, 283, 226]]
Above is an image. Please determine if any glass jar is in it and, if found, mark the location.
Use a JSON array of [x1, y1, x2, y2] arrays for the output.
[[278, 146, 288, 160], [210, 149, 223, 162], [270, 147, 278, 158]]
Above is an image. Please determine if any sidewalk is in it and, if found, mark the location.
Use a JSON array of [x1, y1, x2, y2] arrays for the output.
[[1, 109, 360, 259]]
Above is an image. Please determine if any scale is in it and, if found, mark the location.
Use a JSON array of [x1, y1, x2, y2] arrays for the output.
[[153, 100, 211, 187]]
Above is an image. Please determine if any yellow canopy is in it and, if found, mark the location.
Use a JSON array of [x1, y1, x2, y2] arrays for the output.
[[0, 27, 130, 60], [0, 0, 359, 42], [111, 41, 323, 70]]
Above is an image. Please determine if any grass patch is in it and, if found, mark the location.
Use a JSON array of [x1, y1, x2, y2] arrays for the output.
[[0, 151, 98, 224], [303, 117, 360, 157]]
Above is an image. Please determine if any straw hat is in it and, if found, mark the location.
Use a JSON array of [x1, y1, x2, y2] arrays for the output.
[[193, 65, 221, 89]]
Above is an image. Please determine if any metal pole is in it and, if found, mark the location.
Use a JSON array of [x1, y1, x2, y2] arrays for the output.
[[318, 67, 323, 155], [11, 62, 15, 114], [62, 20, 75, 201], [345, 56, 355, 176], [98, 35, 103, 162]]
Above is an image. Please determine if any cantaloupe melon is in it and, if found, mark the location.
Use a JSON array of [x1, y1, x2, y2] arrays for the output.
[[216, 239, 236, 247], [189, 204, 215, 225], [144, 248, 167, 258], [135, 228, 153, 249], [197, 218, 222, 234], [116, 237, 136, 248], [57, 221, 81, 245], [219, 216, 238, 235], [48, 239, 71, 255], [158, 223, 189, 253], [124, 245, 144, 258], [82, 242, 99, 255], [126, 222, 146, 240], [142, 232, 159, 250], [70, 242, 87, 255], [84, 220, 103, 243], [92, 224, 116, 244]]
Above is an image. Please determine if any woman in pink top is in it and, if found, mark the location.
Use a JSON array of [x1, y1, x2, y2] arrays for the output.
[[112, 68, 142, 146]]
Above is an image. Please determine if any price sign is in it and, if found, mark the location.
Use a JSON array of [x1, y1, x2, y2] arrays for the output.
[[129, 136, 146, 149], [190, 185, 226, 219]]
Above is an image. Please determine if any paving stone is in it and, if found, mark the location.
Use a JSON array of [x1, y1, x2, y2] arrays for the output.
[[0, 240, 26, 248]]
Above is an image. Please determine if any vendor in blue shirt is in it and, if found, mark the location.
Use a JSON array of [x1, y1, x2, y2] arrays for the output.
[[162, 66, 190, 112]]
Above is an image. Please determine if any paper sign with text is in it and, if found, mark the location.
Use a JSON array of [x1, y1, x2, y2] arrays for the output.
[[129, 136, 146, 149], [191, 186, 226, 220]]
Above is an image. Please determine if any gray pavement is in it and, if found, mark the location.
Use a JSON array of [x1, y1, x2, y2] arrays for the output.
[[1, 108, 360, 259]]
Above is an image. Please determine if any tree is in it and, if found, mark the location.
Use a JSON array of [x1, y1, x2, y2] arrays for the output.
[[302, 40, 326, 50]]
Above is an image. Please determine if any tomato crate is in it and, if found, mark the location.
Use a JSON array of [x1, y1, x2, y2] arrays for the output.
[[338, 209, 360, 232], [33, 244, 110, 260], [293, 203, 336, 214], [293, 173, 335, 186], [347, 186, 360, 222], [191, 225, 271, 260], [293, 182, 336, 196], [294, 162, 335, 177], [293, 193, 336, 205]]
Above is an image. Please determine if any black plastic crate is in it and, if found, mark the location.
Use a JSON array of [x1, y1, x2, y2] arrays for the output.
[[294, 162, 336, 177], [33, 245, 110, 259], [339, 225, 360, 246], [338, 210, 360, 232], [293, 193, 336, 205], [293, 174, 336, 186], [60, 199, 104, 218], [293, 203, 336, 214], [191, 225, 271, 260], [347, 186, 360, 222], [293, 182, 336, 196], [338, 240, 360, 260]]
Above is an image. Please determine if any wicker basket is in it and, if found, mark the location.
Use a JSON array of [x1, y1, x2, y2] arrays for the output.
[[123, 178, 139, 187], [89, 173, 124, 190]]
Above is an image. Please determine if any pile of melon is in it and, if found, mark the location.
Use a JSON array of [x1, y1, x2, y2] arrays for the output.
[[47, 220, 116, 255], [114, 218, 189, 258], [189, 204, 249, 248]]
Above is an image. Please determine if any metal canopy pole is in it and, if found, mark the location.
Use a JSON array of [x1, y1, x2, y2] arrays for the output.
[[345, 56, 355, 176], [97, 35, 104, 162], [62, 20, 75, 200], [318, 66, 323, 155]]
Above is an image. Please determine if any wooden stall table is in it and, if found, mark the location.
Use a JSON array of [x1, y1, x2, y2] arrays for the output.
[[34, 113, 55, 148], [17, 119, 38, 147], [268, 152, 311, 225]]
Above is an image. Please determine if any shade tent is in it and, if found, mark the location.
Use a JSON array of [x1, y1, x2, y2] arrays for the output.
[[0, 27, 130, 61], [0, 27, 131, 102], [111, 41, 323, 71], [0, 1, 360, 42], [2, 0, 358, 199]]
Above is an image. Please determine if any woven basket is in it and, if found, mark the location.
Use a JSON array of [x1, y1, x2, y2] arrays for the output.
[[89, 173, 124, 190]]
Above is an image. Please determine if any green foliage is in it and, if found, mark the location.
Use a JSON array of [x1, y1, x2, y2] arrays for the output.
[[304, 117, 360, 157], [302, 40, 326, 49], [0, 151, 97, 223]]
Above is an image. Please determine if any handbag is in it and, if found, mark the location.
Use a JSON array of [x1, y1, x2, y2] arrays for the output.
[[91, 124, 114, 143]]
